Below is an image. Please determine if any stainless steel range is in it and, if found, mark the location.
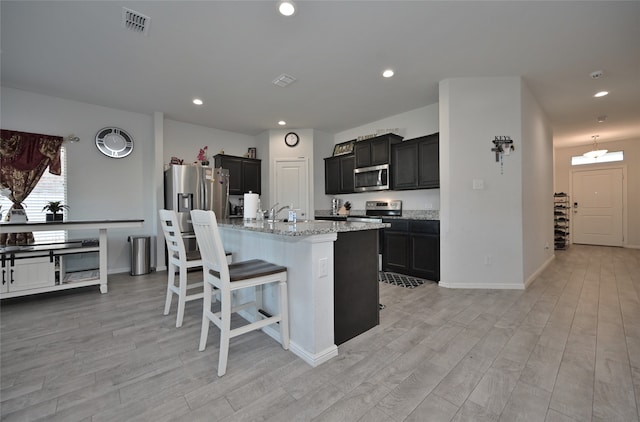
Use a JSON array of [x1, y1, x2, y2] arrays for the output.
[[345, 200, 402, 223], [365, 200, 402, 217]]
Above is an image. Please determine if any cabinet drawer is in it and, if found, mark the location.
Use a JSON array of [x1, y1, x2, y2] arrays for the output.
[[409, 220, 439, 234], [384, 219, 410, 232]]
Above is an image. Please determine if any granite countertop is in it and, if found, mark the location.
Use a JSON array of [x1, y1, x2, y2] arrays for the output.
[[217, 218, 389, 237]]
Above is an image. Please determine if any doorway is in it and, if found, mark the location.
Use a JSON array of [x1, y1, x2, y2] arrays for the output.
[[273, 158, 310, 220], [571, 167, 624, 246]]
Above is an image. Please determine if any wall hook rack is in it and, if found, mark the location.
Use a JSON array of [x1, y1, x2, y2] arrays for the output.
[[491, 136, 514, 162]]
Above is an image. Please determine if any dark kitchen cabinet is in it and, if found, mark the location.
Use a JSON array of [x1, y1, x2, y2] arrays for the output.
[[382, 219, 439, 281], [334, 229, 379, 345], [392, 133, 439, 190], [214, 154, 261, 195], [354, 133, 403, 168], [324, 154, 355, 194]]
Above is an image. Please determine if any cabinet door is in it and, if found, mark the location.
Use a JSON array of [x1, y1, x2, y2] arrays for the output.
[[354, 142, 371, 168], [418, 137, 439, 188], [392, 142, 418, 189], [339, 155, 355, 193], [0, 263, 7, 294], [216, 156, 243, 195], [325, 157, 341, 194], [370, 137, 390, 165], [242, 160, 261, 194], [12, 257, 55, 291], [383, 231, 410, 273], [410, 233, 440, 281]]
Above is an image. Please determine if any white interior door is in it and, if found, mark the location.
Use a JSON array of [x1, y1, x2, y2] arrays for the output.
[[273, 158, 309, 220], [572, 167, 623, 246]]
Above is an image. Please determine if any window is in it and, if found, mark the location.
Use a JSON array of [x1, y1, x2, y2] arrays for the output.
[[571, 150, 624, 166], [0, 147, 67, 243]]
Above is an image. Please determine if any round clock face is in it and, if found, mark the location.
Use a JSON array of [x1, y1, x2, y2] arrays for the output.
[[285, 132, 299, 147], [95, 127, 134, 158]]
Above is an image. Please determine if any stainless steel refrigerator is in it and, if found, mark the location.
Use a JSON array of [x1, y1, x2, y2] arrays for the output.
[[164, 165, 229, 252]]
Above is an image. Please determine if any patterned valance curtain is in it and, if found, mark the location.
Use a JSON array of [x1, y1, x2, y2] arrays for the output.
[[0, 129, 64, 245]]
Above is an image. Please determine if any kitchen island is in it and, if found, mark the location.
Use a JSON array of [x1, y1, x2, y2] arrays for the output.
[[216, 218, 387, 367]]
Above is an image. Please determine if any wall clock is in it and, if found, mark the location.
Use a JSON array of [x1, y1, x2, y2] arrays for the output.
[[95, 127, 134, 158], [284, 132, 299, 147]]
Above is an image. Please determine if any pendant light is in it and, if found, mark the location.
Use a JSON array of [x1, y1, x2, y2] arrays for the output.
[[583, 135, 608, 159]]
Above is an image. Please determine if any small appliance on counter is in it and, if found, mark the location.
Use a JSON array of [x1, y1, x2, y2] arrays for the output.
[[331, 198, 342, 216]]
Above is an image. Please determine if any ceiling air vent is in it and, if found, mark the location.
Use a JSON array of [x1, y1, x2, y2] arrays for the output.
[[122, 7, 150, 35], [272, 73, 297, 87]]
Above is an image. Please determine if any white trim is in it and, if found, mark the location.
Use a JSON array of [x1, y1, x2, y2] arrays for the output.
[[438, 280, 525, 290], [271, 156, 311, 220], [524, 254, 555, 289], [247, 309, 339, 367], [570, 164, 627, 247], [624, 244, 640, 250], [287, 339, 338, 367]]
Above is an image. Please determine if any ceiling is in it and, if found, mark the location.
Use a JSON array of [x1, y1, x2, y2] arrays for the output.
[[2, 1, 639, 148]]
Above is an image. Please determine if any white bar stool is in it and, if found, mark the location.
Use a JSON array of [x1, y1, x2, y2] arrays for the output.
[[190, 210, 289, 377]]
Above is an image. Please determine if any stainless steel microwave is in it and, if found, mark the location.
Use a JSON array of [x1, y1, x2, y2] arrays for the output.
[[354, 164, 390, 192]]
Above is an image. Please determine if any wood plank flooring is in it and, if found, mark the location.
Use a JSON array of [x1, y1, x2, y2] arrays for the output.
[[1, 244, 639, 421]]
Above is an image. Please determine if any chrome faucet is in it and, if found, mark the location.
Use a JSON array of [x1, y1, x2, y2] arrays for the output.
[[267, 203, 290, 221]]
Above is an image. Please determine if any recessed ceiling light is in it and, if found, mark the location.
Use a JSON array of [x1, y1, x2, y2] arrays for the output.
[[192, 98, 203, 105], [278, 121, 286, 126], [278, 1, 296, 16], [597, 115, 607, 123], [594, 91, 608, 98], [382, 69, 394, 78]]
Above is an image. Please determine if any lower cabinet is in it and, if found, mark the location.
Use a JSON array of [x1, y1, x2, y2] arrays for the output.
[[1, 256, 55, 294], [334, 229, 379, 345], [382, 219, 440, 281], [1, 241, 101, 299]]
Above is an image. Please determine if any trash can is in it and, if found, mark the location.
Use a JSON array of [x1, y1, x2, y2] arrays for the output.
[[128, 235, 151, 276]]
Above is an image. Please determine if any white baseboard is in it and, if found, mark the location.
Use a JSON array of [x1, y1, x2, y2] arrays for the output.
[[624, 244, 640, 250], [256, 314, 339, 368], [524, 254, 555, 289], [438, 280, 525, 290]]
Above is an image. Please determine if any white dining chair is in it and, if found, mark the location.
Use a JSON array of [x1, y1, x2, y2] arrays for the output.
[[190, 209, 289, 376]]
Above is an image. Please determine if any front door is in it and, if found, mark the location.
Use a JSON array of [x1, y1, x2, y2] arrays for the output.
[[273, 158, 309, 220], [572, 167, 623, 246]]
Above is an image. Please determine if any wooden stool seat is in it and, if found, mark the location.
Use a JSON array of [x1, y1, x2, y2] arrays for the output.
[[211, 259, 286, 281]]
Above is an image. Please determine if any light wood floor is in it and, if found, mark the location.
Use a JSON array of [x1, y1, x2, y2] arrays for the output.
[[1, 245, 639, 421]]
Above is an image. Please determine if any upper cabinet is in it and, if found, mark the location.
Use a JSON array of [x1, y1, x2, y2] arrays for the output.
[[325, 154, 355, 194], [213, 154, 261, 195], [391, 133, 439, 190], [354, 133, 403, 168]]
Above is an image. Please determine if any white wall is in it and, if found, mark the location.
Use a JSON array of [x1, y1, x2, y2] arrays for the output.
[[0, 87, 271, 273], [324, 104, 441, 212], [440, 77, 527, 289], [1, 87, 155, 273], [554, 138, 640, 248], [265, 128, 315, 215], [521, 83, 555, 284], [163, 119, 256, 166]]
